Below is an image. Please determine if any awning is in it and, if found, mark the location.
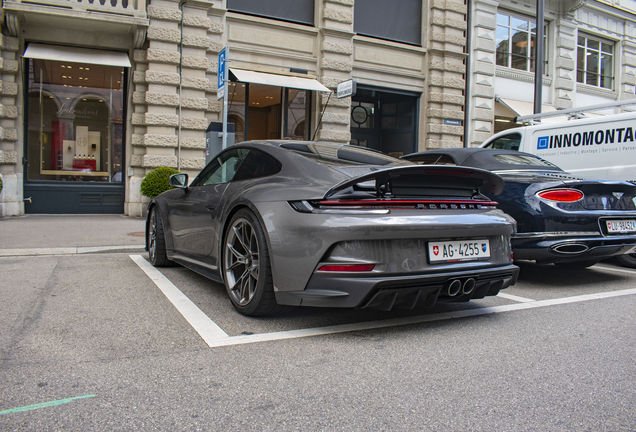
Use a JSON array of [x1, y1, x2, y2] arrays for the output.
[[230, 68, 331, 92], [495, 97, 567, 123], [23, 43, 131, 68]]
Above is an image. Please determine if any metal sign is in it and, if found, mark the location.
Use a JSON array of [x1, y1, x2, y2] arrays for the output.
[[444, 119, 462, 126], [217, 47, 228, 100], [336, 79, 356, 99]]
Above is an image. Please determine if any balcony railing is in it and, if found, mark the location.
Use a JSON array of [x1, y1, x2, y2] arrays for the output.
[[3, 0, 147, 18]]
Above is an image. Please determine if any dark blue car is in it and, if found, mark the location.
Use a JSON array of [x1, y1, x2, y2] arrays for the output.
[[403, 148, 636, 269]]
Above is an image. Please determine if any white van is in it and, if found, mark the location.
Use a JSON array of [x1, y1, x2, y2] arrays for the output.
[[480, 111, 636, 182]]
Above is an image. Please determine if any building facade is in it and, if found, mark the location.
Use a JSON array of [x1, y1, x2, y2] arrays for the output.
[[467, 0, 636, 145], [0, 0, 470, 217]]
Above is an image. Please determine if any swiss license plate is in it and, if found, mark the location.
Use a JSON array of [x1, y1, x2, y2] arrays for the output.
[[428, 239, 490, 263], [606, 219, 636, 233]]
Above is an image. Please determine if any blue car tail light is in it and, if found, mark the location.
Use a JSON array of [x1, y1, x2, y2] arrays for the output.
[[536, 188, 584, 202]]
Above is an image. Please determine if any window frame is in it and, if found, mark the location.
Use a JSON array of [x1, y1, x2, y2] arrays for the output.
[[576, 33, 615, 90], [496, 10, 548, 74]]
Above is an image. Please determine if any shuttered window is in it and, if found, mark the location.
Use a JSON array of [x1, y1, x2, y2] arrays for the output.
[[354, 0, 422, 46], [227, 0, 314, 26]]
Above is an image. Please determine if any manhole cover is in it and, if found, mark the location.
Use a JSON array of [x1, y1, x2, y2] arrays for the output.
[[128, 232, 145, 237]]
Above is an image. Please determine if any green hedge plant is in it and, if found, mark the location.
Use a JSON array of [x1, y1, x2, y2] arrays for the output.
[[140, 167, 180, 198]]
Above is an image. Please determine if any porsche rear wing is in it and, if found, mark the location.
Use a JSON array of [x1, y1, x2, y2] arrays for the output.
[[324, 165, 504, 200]]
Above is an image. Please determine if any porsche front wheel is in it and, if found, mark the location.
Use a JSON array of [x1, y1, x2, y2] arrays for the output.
[[223, 209, 279, 316], [148, 206, 171, 267]]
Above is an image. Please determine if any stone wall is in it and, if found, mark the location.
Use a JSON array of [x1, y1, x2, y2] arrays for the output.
[[0, 34, 22, 217], [126, 0, 214, 217], [425, 0, 468, 149]]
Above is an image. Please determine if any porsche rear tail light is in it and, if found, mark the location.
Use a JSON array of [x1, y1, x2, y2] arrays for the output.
[[536, 189, 584, 202], [318, 264, 375, 272], [289, 199, 498, 213]]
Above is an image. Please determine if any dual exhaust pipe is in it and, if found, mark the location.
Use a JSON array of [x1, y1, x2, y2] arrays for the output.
[[444, 278, 476, 297]]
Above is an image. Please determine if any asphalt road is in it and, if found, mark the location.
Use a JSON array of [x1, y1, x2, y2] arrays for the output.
[[1, 253, 635, 431]]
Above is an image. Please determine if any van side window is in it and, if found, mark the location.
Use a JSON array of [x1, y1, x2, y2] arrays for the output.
[[485, 133, 521, 151]]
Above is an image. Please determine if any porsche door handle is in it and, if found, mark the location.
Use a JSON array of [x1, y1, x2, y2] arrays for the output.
[[205, 204, 218, 211]]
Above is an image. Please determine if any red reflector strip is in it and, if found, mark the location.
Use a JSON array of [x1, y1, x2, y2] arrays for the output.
[[536, 189, 584, 202], [317, 200, 498, 207], [318, 264, 375, 272]]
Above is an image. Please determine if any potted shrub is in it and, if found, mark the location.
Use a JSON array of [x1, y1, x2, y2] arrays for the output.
[[140, 167, 180, 198]]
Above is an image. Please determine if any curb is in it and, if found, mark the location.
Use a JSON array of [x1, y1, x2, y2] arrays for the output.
[[0, 245, 146, 257]]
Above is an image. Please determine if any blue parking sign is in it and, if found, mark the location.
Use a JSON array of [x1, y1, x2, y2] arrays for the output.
[[217, 48, 227, 100]]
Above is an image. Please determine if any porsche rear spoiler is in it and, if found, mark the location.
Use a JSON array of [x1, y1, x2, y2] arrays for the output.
[[324, 165, 504, 199]]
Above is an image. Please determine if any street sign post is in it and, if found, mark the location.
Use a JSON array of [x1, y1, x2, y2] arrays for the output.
[[217, 47, 229, 149]]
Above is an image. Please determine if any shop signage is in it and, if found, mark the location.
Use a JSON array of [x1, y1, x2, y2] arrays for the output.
[[336, 79, 356, 99], [56, 103, 100, 118]]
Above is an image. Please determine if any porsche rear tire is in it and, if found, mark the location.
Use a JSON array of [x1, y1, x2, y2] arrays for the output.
[[148, 206, 172, 267], [616, 253, 636, 269], [223, 209, 280, 316]]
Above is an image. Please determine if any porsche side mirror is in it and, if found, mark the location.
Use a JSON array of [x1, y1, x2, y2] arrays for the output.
[[169, 173, 189, 189]]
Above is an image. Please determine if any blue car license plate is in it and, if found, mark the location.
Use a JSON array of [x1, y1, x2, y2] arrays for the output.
[[606, 219, 636, 233]]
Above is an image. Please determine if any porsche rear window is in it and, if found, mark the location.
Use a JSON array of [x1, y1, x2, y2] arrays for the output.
[[280, 142, 407, 167]]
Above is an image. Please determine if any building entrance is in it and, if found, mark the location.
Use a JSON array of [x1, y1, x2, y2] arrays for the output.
[[350, 87, 419, 157]]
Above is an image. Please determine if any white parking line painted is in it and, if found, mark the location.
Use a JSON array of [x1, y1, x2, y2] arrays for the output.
[[203, 288, 636, 348], [130, 254, 636, 349], [594, 264, 636, 275], [497, 292, 536, 303], [130, 255, 229, 343]]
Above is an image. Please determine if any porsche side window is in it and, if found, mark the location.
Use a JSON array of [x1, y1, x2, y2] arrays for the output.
[[485, 133, 521, 150], [194, 148, 249, 186], [233, 150, 281, 181]]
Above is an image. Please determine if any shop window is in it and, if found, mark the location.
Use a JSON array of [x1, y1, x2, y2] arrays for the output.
[[354, 0, 422, 46], [227, 0, 314, 26], [286, 89, 309, 140], [496, 11, 547, 73], [227, 82, 313, 143], [247, 84, 282, 140], [577, 34, 614, 90], [26, 58, 125, 183]]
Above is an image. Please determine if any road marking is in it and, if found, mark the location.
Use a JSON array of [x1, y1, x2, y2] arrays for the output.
[[131, 255, 636, 349], [594, 264, 636, 275], [202, 288, 636, 348], [497, 292, 535, 303], [0, 395, 95, 415], [130, 255, 229, 344]]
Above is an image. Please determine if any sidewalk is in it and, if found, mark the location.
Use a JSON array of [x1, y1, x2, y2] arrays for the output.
[[0, 214, 147, 257]]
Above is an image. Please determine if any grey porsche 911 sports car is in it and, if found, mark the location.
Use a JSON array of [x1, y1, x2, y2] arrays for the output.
[[145, 141, 519, 316]]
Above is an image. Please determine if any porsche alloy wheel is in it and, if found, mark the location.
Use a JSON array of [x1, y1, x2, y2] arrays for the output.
[[223, 209, 278, 316], [148, 206, 171, 267]]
